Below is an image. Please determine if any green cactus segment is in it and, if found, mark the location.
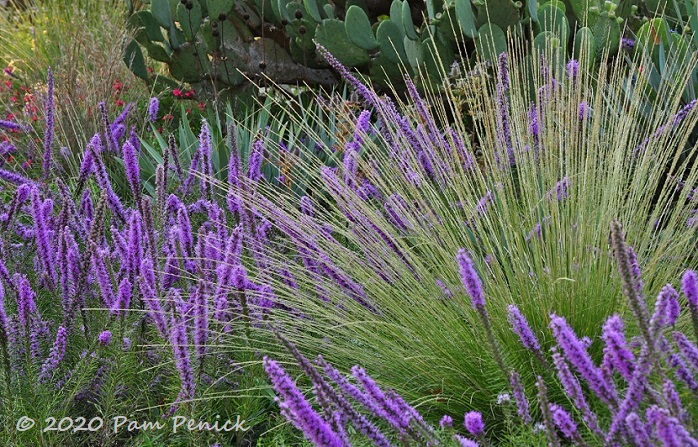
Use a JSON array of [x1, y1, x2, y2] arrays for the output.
[[206, 0, 234, 17], [125, 39, 149, 81], [455, 0, 478, 38], [390, 0, 404, 31], [403, 36, 422, 69], [475, 23, 507, 63], [143, 41, 172, 62], [130, 11, 165, 44], [537, 3, 569, 43], [303, 0, 323, 22], [316, 19, 370, 66], [591, 14, 620, 58], [476, 0, 521, 30], [150, 0, 173, 28], [533, 30, 566, 67], [573, 26, 596, 70], [528, 0, 538, 22], [345, 5, 380, 50], [636, 17, 673, 65], [421, 35, 455, 84], [370, 54, 409, 89], [177, 0, 203, 41], [376, 19, 408, 63], [402, 0, 418, 40], [324, 4, 336, 18]]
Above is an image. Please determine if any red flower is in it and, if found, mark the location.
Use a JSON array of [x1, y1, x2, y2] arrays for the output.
[[172, 89, 183, 98], [197, 102, 205, 111], [112, 79, 124, 92], [147, 67, 154, 73], [115, 98, 125, 107], [185, 108, 191, 114], [162, 114, 174, 121], [184, 90, 195, 99]]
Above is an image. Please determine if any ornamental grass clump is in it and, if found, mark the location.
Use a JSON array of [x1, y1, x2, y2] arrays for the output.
[[264, 223, 698, 445], [225, 37, 698, 431]]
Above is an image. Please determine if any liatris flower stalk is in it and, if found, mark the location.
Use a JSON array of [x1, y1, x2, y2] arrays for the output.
[[248, 139, 264, 182], [496, 52, 514, 166], [463, 411, 484, 439], [122, 140, 141, 203], [535, 376, 560, 447], [507, 304, 546, 366], [610, 221, 653, 351], [601, 314, 635, 382], [681, 270, 698, 340], [509, 370, 531, 424], [30, 187, 56, 289], [551, 349, 602, 437], [38, 326, 67, 383], [263, 357, 347, 447], [147, 97, 159, 122], [169, 289, 195, 403], [549, 313, 618, 408], [198, 121, 213, 201], [457, 249, 507, 376], [274, 332, 395, 446]]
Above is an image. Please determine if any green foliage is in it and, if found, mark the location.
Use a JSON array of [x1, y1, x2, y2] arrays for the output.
[[126, 0, 634, 99]]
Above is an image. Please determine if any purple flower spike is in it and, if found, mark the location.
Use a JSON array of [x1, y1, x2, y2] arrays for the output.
[[148, 97, 159, 122], [98, 330, 112, 346], [549, 314, 618, 407], [122, 140, 141, 200], [682, 270, 698, 307], [507, 305, 544, 361], [550, 404, 578, 439], [248, 139, 264, 182], [601, 314, 635, 381], [263, 356, 345, 447], [463, 411, 484, 436], [509, 371, 532, 424], [457, 249, 485, 309], [112, 277, 132, 318], [38, 326, 68, 383], [439, 415, 453, 428], [454, 436, 478, 447]]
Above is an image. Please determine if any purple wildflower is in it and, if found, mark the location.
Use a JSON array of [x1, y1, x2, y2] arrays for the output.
[[509, 371, 531, 424], [550, 404, 577, 439], [170, 289, 195, 401], [463, 411, 484, 436], [31, 187, 56, 288], [682, 270, 698, 307], [549, 314, 618, 407], [112, 277, 132, 318], [263, 356, 345, 447], [148, 97, 159, 122], [98, 330, 112, 346], [578, 102, 590, 121], [507, 305, 545, 363], [625, 412, 652, 447], [439, 415, 453, 428], [122, 140, 141, 200], [457, 249, 484, 309], [621, 38, 635, 50], [566, 59, 579, 80], [601, 314, 635, 381], [38, 326, 68, 383], [454, 436, 478, 447], [248, 139, 264, 182]]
